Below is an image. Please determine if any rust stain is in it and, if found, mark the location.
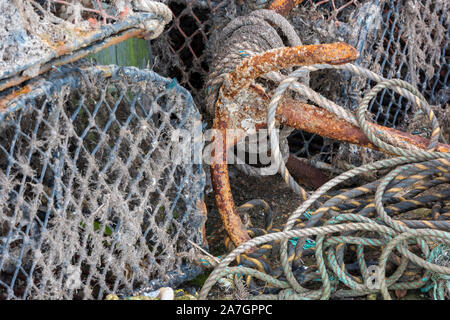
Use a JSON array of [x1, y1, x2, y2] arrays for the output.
[[196, 200, 209, 247], [278, 99, 373, 147], [55, 27, 143, 57], [267, 0, 305, 16], [210, 43, 359, 248], [0, 85, 32, 111], [210, 39, 449, 254], [210, 122, 252, 247]]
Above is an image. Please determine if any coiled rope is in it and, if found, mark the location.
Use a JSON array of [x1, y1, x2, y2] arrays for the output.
[[201, 8, 449, 300], [199, 62, 449, 300]]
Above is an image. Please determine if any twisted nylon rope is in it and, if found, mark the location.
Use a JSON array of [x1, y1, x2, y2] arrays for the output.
[[133, 0, 173, 39], [199, 62, 450, 299], [267, 63, 441, 197], [199, 154, 450, 299], [274, 63, 446, 297], [424, 245, 450, 300]]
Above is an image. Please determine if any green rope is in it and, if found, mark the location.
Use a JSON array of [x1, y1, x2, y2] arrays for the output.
[[422, 245, 450, 300], [199, 61, 450, 300]]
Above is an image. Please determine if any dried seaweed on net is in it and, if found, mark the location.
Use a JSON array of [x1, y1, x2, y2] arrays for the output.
[[0, 65, 206, 299], [205, 9, 303, 113], [0, 0, 53, 77], [0, 0, 100, 75]]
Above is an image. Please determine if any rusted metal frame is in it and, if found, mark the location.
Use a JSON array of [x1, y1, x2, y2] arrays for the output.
[[252, 96, 450, 187], [0, 12, 157, 90], [196, 200, 209, 247], [211, 95, 450, 198], [211, 43, 360, 248], [0, 28, 144, 96], [0, 65, 114, 116], [267, 0, 306, 15], [276, 99, 450, 154], [210, 123, 253, 246], [171, 14, 208, 61], [211, 41, 450, 248], [0, 85, 33, 112], [285, 155, 330, 188], [221, 77, 450, 155], [222, 43, 359, 100]]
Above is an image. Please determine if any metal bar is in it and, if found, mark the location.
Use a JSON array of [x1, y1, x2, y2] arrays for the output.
[[222, 43, 359, 100], [210, 123, 252, 247], [285, 155, 330, 188], [211, 43, 359, 248], [277, 99, 450, 154], [267, 0, 306, 15]]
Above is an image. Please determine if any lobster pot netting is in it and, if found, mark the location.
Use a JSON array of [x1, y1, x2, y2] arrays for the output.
[[0, 65, 206, 300], [151, 0, 449, 167], [321, 0, 449, 166]]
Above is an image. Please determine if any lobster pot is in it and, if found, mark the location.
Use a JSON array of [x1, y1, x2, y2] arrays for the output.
[[0, 65, 206, 299], [340, 0, 448, 130], [288, 0, 449, 163], [151, 0, 449, 164]]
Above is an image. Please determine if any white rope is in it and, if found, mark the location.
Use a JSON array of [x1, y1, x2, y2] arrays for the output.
[[133, 0, 173, 39]]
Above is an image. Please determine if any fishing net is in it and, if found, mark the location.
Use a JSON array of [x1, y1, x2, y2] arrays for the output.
[[0, 64, 206, 299], [146, 0, 449, 300]]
